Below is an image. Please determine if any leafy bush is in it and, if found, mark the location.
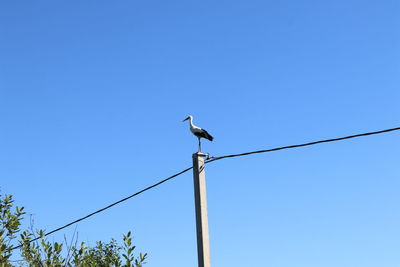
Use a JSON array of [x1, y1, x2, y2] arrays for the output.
[[0, 193, 147, 267]]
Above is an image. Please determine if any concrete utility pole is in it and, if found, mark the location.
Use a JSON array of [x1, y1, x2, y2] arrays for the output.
[[192, 152, 211, 267]]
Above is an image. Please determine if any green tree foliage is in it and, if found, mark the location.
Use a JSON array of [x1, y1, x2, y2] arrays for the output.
[[0, 193, 148, 267]]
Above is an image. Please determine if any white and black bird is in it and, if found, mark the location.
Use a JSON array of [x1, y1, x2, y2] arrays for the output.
[[182, 115, 214, 152]]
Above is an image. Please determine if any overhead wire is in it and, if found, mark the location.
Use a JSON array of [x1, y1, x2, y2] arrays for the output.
[[11, 126, 400, 250], [11, 166, 193, 250], [206, 126, 400, 164]]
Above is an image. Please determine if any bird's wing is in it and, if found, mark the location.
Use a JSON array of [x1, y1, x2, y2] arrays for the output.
[[201, 129, 214, 141]]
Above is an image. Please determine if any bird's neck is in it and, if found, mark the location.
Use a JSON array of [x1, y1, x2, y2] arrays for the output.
[[189, 118, 194, 128]]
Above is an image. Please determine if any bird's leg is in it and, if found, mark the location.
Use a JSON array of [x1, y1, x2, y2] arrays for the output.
[[198, 138, 201, 152]]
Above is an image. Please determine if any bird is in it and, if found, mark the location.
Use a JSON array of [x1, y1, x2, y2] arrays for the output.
[[182, 115, 214, 152]]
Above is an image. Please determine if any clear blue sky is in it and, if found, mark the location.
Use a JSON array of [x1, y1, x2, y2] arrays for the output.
[[1, 1, 399, 266]]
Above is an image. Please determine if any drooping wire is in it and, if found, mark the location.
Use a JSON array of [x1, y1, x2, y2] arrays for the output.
[[206, 126, 400, 164], [11, 126, 400, 250], [11, 166, 193, 250]]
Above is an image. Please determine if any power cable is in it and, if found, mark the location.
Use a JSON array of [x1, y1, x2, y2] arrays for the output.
[[206, 126, 400, 164], [11, 166, 193, 250], [12, 126, 400, 250]]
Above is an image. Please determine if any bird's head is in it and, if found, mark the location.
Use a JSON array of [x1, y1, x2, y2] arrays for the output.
[[182, 115, 192, 122]]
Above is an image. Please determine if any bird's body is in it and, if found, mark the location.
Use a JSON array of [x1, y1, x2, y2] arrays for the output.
[[183, 115, 213, 151]]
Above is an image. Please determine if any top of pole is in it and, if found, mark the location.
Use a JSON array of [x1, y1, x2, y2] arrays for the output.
[[193, 152, 207, 158]]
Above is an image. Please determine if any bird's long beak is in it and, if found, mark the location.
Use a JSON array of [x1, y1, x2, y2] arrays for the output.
[[182, 117, 189, 122]]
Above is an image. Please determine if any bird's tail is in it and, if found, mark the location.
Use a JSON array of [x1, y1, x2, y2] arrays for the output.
[[204, 130, 214, 141]]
